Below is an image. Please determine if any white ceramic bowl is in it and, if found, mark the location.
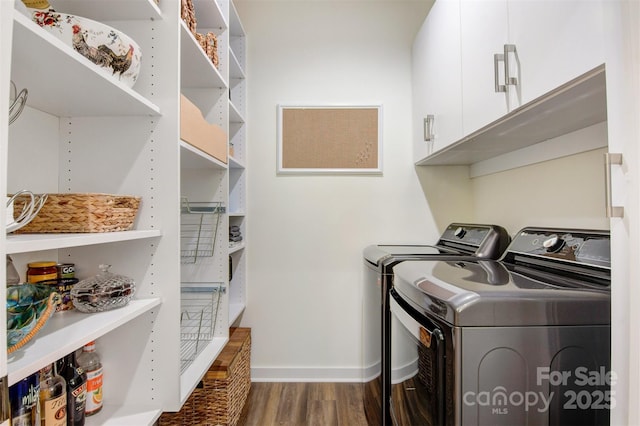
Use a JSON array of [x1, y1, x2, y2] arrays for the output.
[[24, 5, 142, 88]]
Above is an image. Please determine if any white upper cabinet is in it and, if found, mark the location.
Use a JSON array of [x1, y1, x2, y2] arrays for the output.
[[508, 0, 605, 105], [459, 0, 606, 137], [415, 0, 609, 165], [460, 0, 511, 136], [412, 0, 462, 162]]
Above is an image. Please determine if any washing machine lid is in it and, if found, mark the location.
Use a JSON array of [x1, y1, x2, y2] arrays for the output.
[[363, 244, 459, 266], [393, 260, 610, 327], [363, 223, 511, 266], [392, 228, 611, 327]]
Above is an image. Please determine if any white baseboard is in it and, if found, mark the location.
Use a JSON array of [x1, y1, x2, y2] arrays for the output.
[[250, 366, 367, 383]]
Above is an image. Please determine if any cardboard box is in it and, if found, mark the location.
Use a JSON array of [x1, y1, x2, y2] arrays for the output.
[[180, 94, 228, 163]]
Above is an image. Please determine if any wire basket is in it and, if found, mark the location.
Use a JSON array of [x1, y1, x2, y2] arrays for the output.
[[180, 283, 224, 372], [180, 198, 225, 264]]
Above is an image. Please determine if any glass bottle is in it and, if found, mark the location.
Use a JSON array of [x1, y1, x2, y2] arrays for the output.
[[39, 363, 66, 426], [76, 342, 103, 416], [9, 372, 40, 426], [6, 255, 21, 286], [56, 353, 86, 426]]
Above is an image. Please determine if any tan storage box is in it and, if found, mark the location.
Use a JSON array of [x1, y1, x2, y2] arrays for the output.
[[159, 327, 251, 426], [180, 94, 227, 164]]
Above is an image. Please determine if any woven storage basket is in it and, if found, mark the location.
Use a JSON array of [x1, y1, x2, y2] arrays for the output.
[[181, 0, 197, 34], [195, 32, 219, 69], [160, 328, 251, 426], [12, 193, 141, 233]]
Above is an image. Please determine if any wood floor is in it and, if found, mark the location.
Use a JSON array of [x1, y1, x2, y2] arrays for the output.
[[238, 382, 370, 426]]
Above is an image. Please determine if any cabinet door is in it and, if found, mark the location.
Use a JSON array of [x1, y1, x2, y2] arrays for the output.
[[412, 0, 462, 162], [460, 0, 510, 136], [508, 0, 606, 104], [602, 1, 639, 424]]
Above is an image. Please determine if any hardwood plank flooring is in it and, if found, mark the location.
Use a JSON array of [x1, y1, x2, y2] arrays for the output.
[[238, 382, 369, 426]]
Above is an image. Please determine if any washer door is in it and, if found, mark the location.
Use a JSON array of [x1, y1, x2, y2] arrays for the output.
[[390, 290, 446, 426]]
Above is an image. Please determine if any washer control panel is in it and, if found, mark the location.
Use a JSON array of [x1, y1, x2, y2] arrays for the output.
[[440, 223, 498, 246], [508, 228, 610, 268]]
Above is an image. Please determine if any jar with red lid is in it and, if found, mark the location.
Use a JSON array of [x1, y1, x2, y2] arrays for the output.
[[27, 261, 58, 283]]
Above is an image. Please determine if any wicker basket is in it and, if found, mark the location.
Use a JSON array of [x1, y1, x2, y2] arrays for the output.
[[195, 32, 219, 69], [181, 0, 197, 34], [160, 328, 251, 426], [12, 193, 141, 233]]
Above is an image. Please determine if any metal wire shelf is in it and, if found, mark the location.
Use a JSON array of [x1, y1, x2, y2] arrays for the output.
[[180, 283, 225, 373], [180, 198, 225, 264]]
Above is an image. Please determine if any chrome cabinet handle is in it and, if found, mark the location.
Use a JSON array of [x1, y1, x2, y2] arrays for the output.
[[494, 44, 518, 93], [494, 53, 506, 93], [503, 44, 518, 86], [424, 115, 435, 142], [605, 153, 624, 218]]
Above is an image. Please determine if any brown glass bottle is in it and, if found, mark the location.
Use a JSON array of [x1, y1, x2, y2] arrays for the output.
[[57, 353, 86, 426], [39, 363, 66, 426]]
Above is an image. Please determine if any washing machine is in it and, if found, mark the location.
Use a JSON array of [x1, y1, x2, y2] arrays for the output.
[[362, 223, 510, 425], [390, 227, 611, 426]]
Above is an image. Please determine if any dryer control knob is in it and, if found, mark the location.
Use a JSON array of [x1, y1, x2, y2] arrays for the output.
[[454, 227, 466, 239], [543, 235, 565, 252]]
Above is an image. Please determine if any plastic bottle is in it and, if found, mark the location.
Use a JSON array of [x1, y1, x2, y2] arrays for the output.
[[76, 342, 103, 416]]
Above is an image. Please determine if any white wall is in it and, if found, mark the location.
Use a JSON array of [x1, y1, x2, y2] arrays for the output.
[[235, 0, 433, 381], [471, 146, 609, 236]]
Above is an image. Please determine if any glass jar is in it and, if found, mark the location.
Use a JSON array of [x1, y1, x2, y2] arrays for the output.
[[70, 264, 135, 313], [27, 261, 58, 283]]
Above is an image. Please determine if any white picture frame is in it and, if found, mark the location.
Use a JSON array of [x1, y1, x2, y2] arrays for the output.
[[276, 104, 383, 175]]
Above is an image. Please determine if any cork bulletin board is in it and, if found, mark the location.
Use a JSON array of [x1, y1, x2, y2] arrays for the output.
[[277, 105, 383, 174]]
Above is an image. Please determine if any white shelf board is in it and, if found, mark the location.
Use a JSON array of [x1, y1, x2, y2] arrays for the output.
[[417, 65, 607, 166], [8, 297, 161, 385], [192, 0, 227, 30], [229, 303, 245, 325], [228, 211, 246, 217], [180, 140, 228, 170], [86, 404, 161, 426], [229, 243, 245, 254], [229, 101, 245, 124], [229, 155, 245, 169], [179, 336, 228, 405], [229, 49, 245, 81], [11, 13, 160, 117], [180, 21, 226, 89], [47, 0, 162, 21], [6, 229, 162, 254], [229, 2, 246, 37]]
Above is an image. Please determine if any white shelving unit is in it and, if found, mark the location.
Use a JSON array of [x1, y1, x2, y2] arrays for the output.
[[1, 0, 247, 422], [228, 1, 247, 328]]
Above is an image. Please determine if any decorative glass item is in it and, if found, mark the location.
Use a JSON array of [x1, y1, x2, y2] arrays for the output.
[[19, 0, 142, 88], [7, 284, 60, 353], [70, 265, 135, 313], [6, 256, 20, 286]]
